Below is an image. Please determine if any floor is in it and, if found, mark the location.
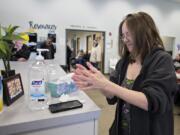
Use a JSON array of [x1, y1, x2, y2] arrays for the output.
[[85, 90, 180, 135]]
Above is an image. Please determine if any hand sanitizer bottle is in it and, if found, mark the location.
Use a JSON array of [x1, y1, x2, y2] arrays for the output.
[[28, 49, 49, 110]]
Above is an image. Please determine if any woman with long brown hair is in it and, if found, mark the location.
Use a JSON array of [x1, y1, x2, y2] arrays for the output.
[[72, 12, 177, 135]]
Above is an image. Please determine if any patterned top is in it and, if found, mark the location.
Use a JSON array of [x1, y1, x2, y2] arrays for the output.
[[120, 78, 135, 135]]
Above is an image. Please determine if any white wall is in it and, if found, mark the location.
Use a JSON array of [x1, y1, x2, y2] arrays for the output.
[[0, 0, 180, 73]]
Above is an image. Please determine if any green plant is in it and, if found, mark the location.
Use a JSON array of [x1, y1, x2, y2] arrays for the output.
[[0, 24, 22, 77]]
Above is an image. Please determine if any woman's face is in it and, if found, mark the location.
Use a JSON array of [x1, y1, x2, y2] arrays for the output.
[[121, 22, 134, 53], [14, 40, 23, 50], [93, 40, 98, 47]]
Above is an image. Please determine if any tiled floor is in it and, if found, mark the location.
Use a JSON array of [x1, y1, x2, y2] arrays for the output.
[[85, 90, 180, 135]]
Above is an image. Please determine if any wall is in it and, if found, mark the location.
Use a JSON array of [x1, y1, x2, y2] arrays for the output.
[[162, 36, 176, 55], [0, 0, 180, 73]]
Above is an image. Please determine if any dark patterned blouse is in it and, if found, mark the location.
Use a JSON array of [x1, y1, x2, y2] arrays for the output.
[[120, 78, 134, 135]]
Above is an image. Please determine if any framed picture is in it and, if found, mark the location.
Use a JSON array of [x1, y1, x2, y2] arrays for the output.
[[3, 73, 24, 106]]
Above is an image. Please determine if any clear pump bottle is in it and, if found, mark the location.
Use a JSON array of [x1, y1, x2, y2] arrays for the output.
[[28, 49, 49, 110]]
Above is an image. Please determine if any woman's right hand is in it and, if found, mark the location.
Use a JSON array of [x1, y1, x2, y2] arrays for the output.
[[72, 62, 111, 91], [72, 62, 115, 98]]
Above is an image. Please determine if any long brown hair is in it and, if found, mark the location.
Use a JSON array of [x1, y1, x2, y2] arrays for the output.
[[118, 12, 164, 63]]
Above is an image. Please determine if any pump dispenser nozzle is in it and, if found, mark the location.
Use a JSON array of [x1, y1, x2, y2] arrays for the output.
[[36, 49, 49, 60]]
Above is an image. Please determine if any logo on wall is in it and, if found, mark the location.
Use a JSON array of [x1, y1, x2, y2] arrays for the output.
[[29, 21, 57, 31]]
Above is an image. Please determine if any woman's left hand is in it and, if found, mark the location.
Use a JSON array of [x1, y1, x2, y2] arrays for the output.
[[72, 62, 110, 91], [18, 57, 27, 62]]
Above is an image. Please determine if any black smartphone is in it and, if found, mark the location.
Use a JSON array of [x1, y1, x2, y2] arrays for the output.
[[49, 100, 83, 113]]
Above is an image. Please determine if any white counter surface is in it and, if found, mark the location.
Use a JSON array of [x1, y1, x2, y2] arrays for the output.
[[0, 61, 101, 135]]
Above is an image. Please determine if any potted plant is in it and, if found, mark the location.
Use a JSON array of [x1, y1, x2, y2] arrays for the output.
[[0, 24, 22, 78]]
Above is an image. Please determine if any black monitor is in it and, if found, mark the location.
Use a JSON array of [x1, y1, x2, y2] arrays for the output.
[[48, 33, 56, 43], [28, 33, 37, 43]]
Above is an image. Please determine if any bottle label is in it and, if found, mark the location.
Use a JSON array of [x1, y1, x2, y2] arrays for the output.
[[30, 79, 46, 100]]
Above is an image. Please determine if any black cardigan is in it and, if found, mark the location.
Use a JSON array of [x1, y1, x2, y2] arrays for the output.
[[11, 45, 31, 61], [107, 48, 177, 135]]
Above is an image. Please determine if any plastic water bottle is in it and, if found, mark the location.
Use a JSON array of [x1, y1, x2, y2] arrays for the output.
[[28, 49, 49, 110], [47, 62, 60, 83], [46, 62, 61, 103]]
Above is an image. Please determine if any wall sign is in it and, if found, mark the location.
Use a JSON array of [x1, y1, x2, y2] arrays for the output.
[[29, 21, 57, 31], [70, 25, 97, 30]]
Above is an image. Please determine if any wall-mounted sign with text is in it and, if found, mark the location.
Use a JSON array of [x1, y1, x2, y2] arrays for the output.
[[70, 25, 97, 30], [29, 21, 57, 31]]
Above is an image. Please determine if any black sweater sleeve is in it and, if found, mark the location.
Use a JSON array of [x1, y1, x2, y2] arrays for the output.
[[141, 52, 177, 114]]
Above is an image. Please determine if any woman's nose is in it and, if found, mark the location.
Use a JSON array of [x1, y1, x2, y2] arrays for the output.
[[123, 36, 129, 43]]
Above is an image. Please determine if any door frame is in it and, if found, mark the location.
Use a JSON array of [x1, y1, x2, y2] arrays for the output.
[[65, 29, 106, 73]]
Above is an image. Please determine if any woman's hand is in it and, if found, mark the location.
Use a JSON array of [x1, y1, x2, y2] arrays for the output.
[[175, 54, 180, 61], [72, 62, 111, 91], [17, 57, 27, 62]]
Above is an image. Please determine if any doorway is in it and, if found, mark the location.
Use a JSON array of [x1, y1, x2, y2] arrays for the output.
[[66, 29, 105, 73]]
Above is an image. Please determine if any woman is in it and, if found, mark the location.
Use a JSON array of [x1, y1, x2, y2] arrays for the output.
[[11, 40, 31, 61], [76, 50, 85, 65], [72, 12, 177, 135], [89, 39, 102, 69]]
